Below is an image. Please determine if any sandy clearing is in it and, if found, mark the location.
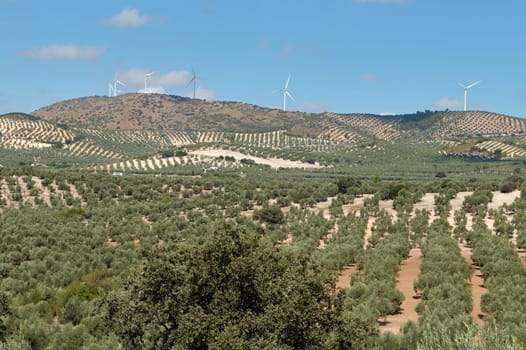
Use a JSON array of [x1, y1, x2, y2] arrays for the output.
[[189, 149, 324, 169], [363, 216, 375, 250], [343, 194, 373, 216], [484, 216, 495, 232], [336, 264, 358, 289], [450, 191, 472, 211], [448, 192, 473, 228], [379, 199, 397, 219], [312, 196, 336, 220], [380, 248, 422, 334], [460, 243, 486, 324], [485, 190, 520, 235], [488, 190, 520, 210], [413, 193, 437, 223]]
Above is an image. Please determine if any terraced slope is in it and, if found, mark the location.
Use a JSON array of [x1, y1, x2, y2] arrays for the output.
[[325, 112, 402, 142], [0, 113, 75, 149], [428, 111, 526, 139], [476, 140, 526, 158], [31, 94, 526, 144]]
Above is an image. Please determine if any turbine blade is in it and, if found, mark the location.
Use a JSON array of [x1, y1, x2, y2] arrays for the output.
[[458, 83, 466, 89], [285, 75, 291, 89], [465, 80, 481, 89], [186, 77, 196, 87], [286, 91, 296, 102], [116, 80, 126, 86]]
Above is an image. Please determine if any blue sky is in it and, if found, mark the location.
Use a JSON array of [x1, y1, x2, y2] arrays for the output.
[[1, 0, 525, 117]]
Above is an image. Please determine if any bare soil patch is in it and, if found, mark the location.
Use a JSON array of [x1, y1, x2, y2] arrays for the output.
[[379, 199, 397, 219], [363, 216, 375, 250], [518, 250, 526, 269], [448, 191, 473, 228], [413, 193, 437, 223], [189, 149, 324, 169], [336, 264, 358, 290], [488, 190, 520, 210], [460, 243, 486, 324], [379, 248, 421, 334]]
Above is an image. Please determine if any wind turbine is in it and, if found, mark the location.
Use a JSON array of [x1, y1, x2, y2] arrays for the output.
[[187, 68, 198, 99], [458, 80, 481, 111], [112, 75, 126, 97], [276, 75, 295, 111], [144, 72, 155, 93]]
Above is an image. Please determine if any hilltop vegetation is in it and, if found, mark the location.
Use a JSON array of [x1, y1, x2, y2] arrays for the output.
[[0, 94, 524, 174]]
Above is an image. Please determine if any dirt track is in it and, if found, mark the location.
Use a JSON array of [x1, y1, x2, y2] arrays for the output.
[[379, 248, 421, 334], [460, 244, 486, 324]]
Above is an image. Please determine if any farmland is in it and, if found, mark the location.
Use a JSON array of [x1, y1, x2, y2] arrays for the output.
[[0, 167, 525, 348], [1, 95, 526, 347]]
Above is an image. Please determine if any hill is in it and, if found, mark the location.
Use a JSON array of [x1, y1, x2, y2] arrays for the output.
[[32, 94, 526, 144], [0, 94, 525, 171], [32, 94, 314, 132]]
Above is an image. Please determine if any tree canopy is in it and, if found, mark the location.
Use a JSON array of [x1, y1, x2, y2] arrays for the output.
[[106, 221, 336, 350]]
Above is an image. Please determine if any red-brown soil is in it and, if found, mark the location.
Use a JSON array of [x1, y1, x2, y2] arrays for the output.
[[460, 244, 486, 324], [336, 264, 358, 289], [379, 248, 422, 334]]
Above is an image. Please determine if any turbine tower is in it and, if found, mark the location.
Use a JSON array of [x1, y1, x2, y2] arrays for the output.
[[112, 75, 126, 97], [144, 72, 155, 93], [108, 83, 114, 97], [277, 75, 295, 111], [458, 81, 481, 111], [187, 68, 198, 99]]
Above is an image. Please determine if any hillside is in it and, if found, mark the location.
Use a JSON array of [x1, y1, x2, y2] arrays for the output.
[[32, 94, 526, 144], [1, 95, 525, 170], [32, 94, 314, 132]]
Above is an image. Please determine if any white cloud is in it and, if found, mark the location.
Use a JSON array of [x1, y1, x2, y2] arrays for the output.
[[105, 8, 152, 28], [380, 111, 397, 116], [139, 87, 166, 94], [157, 71, 192, 86], [17, 45, 106, 61], [119, 68, 194, 94], [182, 87, 218, 101], [299, 102, 329, 113], [434, 97, 463, 109], [355, 0, 407, 3], [360, 73, 380, 82]]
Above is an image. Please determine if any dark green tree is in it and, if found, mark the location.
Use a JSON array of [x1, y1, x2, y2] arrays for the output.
[[106, 221, 336, 349]]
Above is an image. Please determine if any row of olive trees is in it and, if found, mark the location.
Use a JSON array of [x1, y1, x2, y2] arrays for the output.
[[468, 217, 526, 344], [413, 219, 473, 339], [342, 215, 411, 323]]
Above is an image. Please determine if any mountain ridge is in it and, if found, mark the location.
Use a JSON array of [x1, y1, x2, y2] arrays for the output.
[[29, 93, 526, 143]]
